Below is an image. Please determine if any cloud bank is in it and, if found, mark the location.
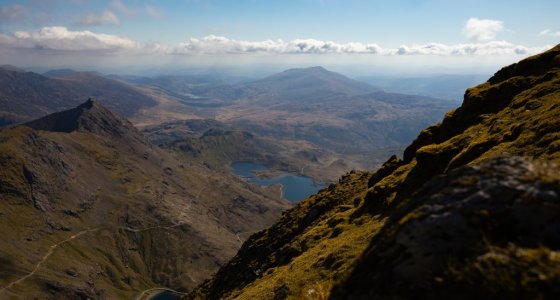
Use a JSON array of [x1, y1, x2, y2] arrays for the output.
[[0, 26, 549, 57], [0, 26, 137, 52]]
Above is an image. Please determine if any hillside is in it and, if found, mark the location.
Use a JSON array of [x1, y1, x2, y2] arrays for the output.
[[189, 45, 560, 299], [0, 100, 290, 299], [0, 68, 157, 126]]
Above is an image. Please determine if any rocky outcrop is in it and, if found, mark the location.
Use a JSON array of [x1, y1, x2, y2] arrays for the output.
[[331, 156, 560, 299]]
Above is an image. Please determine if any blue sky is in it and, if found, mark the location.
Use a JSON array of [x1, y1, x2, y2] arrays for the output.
[[0, 0, 558, 74]]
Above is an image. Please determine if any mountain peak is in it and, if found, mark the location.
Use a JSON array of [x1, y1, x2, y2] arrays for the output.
[[78, 98, 95, 109], [247, 66, 376, 98], [285, 66, 327, 73], [23, 98, 140, 139]]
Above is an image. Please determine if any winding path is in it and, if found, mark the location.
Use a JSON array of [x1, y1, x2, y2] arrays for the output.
[[1, 190, 199, 296], [119, 222, 186, 233], [1, 222, 188, 292], [2, 227, 100, 290]]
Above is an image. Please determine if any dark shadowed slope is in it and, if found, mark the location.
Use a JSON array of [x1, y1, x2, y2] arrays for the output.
[[188, 44, 560, 299]]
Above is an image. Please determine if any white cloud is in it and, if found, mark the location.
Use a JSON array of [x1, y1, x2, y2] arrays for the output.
[[392, 41, 545, 56], [0, 27, 549, 58], [0, 4, 26, 22], [77, 10, 120, 26], [173, 35, 545, 56], [145, 5, 164, 18], [174, 35, 383, 54], [463, 18, 504, 42], [0, 26, 139, 52], [539, 29, 560, 37]]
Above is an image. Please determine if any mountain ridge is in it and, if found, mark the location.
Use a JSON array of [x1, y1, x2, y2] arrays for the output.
[[0, 100, 290, 299]]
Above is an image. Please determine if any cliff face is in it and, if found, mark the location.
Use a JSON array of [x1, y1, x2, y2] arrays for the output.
[[190, 44, 560, 299], [0, 100, 290, 299]]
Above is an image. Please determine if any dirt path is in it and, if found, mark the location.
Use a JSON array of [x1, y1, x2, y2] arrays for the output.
[[2, 227, 100, 290], [119, 222, 186, 233], [1, 221, 188, 292], [1, 192, 196, 295]]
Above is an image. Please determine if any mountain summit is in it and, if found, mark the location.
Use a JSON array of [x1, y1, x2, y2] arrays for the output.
[[24, 98, 137, 138], [244, 66, 376, 100]]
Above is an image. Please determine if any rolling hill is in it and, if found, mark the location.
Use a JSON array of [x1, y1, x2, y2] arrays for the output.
[[189, 44, 560, 300]]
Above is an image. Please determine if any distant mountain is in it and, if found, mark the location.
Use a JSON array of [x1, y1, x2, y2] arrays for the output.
[[215, 67, 455, 153], [128, 66, 456, 181], [0, 69, 157, 126], [190, 44, 560, 300], [0, 100, 289, 298], [241, 66, 377, 102]]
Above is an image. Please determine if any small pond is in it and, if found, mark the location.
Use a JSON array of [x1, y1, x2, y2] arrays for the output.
[[231, 161, 324, 202], [149, 291, 180, 300]]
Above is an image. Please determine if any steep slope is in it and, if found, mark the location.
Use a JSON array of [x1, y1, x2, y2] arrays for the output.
[[0, 100, 290, 299], [0, 68, 156, 126], [189, 44, 560, 299]]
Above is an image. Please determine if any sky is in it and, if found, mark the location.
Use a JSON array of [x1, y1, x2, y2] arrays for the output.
[[0, 0, 559, 75]]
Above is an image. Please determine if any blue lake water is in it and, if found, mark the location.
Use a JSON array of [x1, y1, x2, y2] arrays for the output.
[[231, 162, 323, 202], [149, 291, 180, 300]]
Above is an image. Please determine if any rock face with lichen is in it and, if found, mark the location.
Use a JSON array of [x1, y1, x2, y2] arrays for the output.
[[331, 156, 560, 299], [189, 44, 560, 299]]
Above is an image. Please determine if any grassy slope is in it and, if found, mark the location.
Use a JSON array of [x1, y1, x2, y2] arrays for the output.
[[0, 103, 290, 299], [188, 44, 560, 299]]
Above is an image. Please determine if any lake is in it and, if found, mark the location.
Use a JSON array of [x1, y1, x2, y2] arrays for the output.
[[231, 162, 323, 202], [149, 291, 180, 300]]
